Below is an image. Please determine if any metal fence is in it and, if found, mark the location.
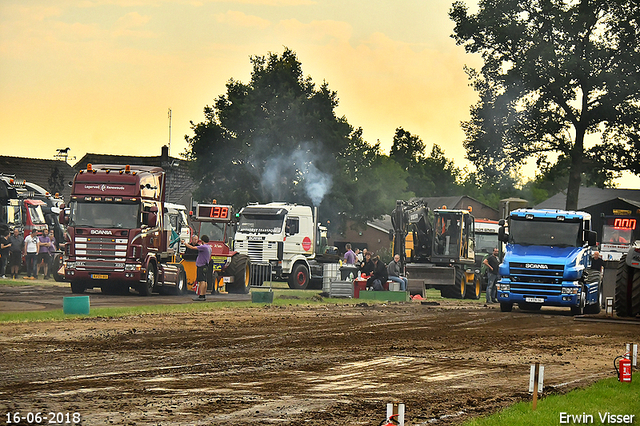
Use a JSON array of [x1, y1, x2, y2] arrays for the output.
[[249, 263, 273, 288]]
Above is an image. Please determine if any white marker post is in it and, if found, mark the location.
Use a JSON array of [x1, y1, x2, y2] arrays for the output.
[[626, 343, 638, 368], [386, 402, 405, 426], [529, 363, 544, 410]]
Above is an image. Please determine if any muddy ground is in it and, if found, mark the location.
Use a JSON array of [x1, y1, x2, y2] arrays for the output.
[[0, 282, 638, 425]]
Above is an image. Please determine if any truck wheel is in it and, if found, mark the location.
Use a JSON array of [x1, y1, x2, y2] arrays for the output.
[[570, 288, 585, 316], [615, 255, 640, 317], [52, 254, 65, 282], [70, 281, 85, 294], [288, 263, 309, 290], [227, 254, 251, 294], [465, 275, 481, 299], [584, 282, 602, 315], [174, 267, 187, 295], [442, 268, 466, 299], [500, 302, 512, 312], [139, 263, 156, 296]]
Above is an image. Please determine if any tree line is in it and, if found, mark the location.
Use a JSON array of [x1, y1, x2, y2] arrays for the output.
[[184, 0, 640, 232]]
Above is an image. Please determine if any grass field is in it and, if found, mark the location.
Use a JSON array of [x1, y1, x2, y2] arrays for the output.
[[463, 374, 639, 425]]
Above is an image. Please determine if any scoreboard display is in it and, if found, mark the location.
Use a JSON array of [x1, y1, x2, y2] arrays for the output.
[[195, 204, 232, 221], [605, 217, 637, 230]]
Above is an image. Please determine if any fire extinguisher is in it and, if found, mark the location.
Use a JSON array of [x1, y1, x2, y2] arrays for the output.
[[378, 414, 399, 426], [614, 353, 632, 383]]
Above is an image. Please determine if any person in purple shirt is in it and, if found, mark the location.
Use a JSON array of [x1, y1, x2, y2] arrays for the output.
[[343, 243, 356, 265], [184, 234, 211, 301]]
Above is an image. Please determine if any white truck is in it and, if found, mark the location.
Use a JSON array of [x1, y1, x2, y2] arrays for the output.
[[233, 203, 339, 289]]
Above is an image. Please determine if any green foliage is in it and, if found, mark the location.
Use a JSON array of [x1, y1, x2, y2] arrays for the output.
[[451, 0, 640, 209], [183, 48, 396, 232]]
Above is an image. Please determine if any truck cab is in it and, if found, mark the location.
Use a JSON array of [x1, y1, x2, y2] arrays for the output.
[[497, 209, 601, 315]]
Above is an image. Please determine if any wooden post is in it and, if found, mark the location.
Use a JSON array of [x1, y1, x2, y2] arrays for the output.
[[532, 362, 540, 411]]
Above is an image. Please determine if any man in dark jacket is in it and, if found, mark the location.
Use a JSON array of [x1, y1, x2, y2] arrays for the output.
[[368, 255, 388, 291]]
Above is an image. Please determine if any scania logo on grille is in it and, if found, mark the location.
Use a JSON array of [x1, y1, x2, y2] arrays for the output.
[[90, 229, 113, 235], [525, 263, 548, 269]]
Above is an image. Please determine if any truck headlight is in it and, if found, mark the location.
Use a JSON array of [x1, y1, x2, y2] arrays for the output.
[[499, 283, 510, 291], [562, 287, 579, 294], [125, 264, 140, 271], [66, 261, 76, 270]]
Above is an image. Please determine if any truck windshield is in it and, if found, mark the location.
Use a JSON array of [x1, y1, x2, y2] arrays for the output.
[[199, 222, 225, 242], [476, 233, 499, 254], [69, 201, 140, 229], [602, 225, 633, 244], [28, 205, 46, 225], [238, 214, 284, 234], [509, 219, 581, 247]]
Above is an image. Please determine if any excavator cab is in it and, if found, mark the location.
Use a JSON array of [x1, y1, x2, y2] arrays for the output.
[[431, 210, 475, 265]]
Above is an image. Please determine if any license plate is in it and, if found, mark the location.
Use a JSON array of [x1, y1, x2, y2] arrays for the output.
[[525, 297, 544, 303], [92, 274, 109, 280]]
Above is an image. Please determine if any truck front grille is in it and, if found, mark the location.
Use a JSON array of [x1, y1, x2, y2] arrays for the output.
[[74, 236, 128, 272], [508, 263, 564, 295]]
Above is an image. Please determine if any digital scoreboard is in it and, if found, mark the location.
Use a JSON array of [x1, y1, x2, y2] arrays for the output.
[[605, 217, 637, 231], [195, 204, 232, 221]]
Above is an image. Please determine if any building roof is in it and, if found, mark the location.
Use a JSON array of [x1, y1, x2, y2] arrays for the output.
[[0, 156, 77, 201], [534, 187, 640, 210], [74, 147, 196, 206]]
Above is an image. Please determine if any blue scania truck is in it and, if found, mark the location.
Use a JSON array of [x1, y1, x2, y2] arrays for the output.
[[496, 209, 602, 315]]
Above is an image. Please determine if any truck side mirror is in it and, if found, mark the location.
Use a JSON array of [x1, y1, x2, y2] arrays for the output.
[[586, 230, 597, 246], [498, 225, 509, 243], [147, 211, 157, 228], [388, 229, 394, 241], [58, 203, 68, 225]]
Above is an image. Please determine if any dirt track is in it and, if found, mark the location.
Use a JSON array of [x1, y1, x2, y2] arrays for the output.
[[0, 283, 639, 425]]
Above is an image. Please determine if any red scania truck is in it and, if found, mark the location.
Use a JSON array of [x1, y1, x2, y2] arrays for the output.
[[60, 164, 186, 295]]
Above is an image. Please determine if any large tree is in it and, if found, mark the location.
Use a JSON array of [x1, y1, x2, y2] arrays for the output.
[[389, 127, 462, 197], [450, 0, 640, 209], [183, 48, 406, 229]]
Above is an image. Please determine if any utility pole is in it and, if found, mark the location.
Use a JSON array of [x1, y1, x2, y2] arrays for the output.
[[168, 108, 172, 156]]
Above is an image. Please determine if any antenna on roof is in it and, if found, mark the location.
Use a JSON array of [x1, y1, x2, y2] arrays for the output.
[[168, 108, 172, 156]]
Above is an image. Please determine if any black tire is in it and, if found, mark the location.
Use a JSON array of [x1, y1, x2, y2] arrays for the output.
[[584, 282, 602, 315], [288, 263, 309, 290], [500, 302, 513, 312], [52, 253, 65, 282], [465, 274, 481, 299], [441, 268, 466, 299], [174, 266, 187, 295], [70, 281, 85, 294], [226, 254, 251, 294], [571, 287, 585, 316], [139, 262, 156, 296], [615, 255, 640, 317]]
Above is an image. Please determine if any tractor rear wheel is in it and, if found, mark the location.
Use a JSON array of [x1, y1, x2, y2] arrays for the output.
[[227, 254, 251, 294], [615, 255, 640, 317]]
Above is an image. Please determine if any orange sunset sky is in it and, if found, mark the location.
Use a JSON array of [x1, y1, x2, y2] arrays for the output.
[[1, 0, 638, 188]]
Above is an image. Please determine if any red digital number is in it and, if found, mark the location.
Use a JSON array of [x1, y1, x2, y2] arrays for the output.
[[614, 218, 636, 230], [208, 206, 228, 219]]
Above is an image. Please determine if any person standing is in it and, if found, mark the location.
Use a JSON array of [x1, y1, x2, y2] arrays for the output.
[[36, 230, 52, 279], [45, 229, 57, 279], [483, 247, 500, 303], [8, 228, 23, 279], [387, 254, 408, 291], [0, 230, 10, 278], [185, 234, 211, 301], [355, 248, 363, 264], [343, 243, 356, 265], [24, 230, 39, 279], [590, 251, 604, 272]]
